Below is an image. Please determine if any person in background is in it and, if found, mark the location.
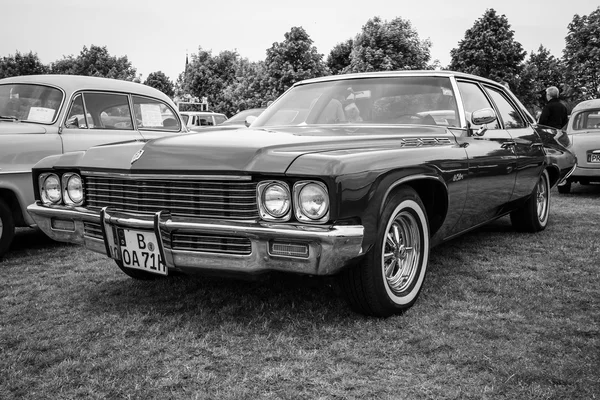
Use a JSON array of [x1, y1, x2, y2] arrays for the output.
[[538, 86, 568, 129]]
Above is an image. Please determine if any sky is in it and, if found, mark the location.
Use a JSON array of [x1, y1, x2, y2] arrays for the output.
[[1, 0, 598, 82]]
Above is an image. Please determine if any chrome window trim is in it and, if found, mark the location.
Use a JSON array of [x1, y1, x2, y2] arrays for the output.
[[80, 171, 252, 181]]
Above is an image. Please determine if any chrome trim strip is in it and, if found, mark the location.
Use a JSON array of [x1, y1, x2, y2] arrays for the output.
[[81, 171, 252, 181], [0, 170, 31, 175]]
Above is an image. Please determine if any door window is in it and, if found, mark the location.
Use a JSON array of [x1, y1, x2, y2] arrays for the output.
[[485, 87, 525, 129], [457, 81, 499, 129], [133, 96, 180, 131], [65, 94, 89, 129]]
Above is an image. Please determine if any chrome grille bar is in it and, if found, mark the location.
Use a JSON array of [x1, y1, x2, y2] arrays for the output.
[[84, 176, 259, 220]]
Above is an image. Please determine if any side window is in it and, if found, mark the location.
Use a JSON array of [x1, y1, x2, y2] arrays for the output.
[[485, 87, 525, 129], [457, 81, 499, 129], [83, 92, 133, 130], [64, 94, 88, 129], [133, 95, 180, 131], [214, 115, 227, 125]]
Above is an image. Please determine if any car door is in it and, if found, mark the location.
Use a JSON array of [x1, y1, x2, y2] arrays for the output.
[[483, 85, 545, 200], [453, 80, 518, 230], [61, 92, 143, 153], [131, 95, 183, 140]]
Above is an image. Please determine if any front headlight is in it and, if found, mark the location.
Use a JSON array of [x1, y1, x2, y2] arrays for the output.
[[39, 173, 62, 205], [62, 173, 84, 206], [294, 181, 329, 223], [258, 181, 291, 221]]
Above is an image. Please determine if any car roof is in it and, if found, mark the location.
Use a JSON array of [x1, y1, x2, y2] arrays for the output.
[[0, 74, 173, 103], [572, 99, 600, 113], [297, 70, 502, 87]]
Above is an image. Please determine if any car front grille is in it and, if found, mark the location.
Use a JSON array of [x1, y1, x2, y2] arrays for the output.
[[84, 176, 259, 220]]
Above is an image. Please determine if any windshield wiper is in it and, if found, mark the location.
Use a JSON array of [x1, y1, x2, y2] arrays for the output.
[[0, 115, 20, 122]]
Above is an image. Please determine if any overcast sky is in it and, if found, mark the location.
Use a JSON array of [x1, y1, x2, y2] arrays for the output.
[[1, 0, 597, 82]]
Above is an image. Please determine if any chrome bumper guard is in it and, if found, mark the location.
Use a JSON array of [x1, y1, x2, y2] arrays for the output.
[[27, 203, 365, 276]]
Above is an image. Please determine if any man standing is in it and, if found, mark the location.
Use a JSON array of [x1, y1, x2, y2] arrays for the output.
[[538, 86, 568, 129]]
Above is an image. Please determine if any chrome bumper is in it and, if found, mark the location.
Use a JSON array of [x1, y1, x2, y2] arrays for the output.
[[27, 203, 365, 276]]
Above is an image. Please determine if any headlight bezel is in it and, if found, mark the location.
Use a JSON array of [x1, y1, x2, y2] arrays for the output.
[[257, 181, 292, 221], [62, 172, 84, 206], [293, 181, 330, 224], [39, 173, 63, 205]]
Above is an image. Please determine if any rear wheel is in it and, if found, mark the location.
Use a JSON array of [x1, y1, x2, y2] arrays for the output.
[[115, 260, 165, 280], [339, 186, 430, 317], [510, 169, 550, 232], [0, 199, 15, 259]]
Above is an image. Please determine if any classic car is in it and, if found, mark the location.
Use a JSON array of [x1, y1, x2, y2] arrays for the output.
[[185, 108, 266, 134], [0, 74, 187, 258], [27, 71, 576, 317], [557, 98, 600, 193]]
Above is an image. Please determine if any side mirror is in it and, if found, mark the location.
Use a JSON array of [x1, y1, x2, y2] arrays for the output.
[[471, 108, 497, 136], [245, 115, 257, 127]]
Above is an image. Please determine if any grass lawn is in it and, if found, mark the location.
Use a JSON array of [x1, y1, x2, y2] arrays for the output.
[[1, 185, 598, 399]]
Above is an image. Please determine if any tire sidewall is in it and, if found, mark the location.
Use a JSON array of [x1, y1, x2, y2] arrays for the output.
[[0, 199, 15, 258], [373, 192, 430, 309]]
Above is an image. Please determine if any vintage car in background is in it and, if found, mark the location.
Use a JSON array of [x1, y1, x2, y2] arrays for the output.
[[557, 99, 600, 193], [181, 111, 227, 131], [27, 71, 575, 317], [187, 108, 266, 134], [0, 74, 187, 258]]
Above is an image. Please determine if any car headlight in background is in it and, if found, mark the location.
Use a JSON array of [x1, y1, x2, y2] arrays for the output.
[[39, 173, 62, 205], [258, 181, 291, 221], [62, 173, 84, 206], [294, 181, 329, 223]]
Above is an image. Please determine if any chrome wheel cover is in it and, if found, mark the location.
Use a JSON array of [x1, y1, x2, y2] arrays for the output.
[[536, 174, 549, 221], [382, 210, 421, 295]]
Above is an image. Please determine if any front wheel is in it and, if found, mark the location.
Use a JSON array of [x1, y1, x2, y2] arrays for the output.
[[510, 169, 550, 232], [0, 199, 15, 259], [339, 186, 430, 317]]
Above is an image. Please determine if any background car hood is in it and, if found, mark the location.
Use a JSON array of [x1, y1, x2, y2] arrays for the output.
[[77, 125, 448, 173], [0, 122, 47, 135]]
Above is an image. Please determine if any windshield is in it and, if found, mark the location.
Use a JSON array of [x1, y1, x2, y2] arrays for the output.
[[222, 108, 265, 125], [252, 76, 459, 128], [0, 84, 63, 124]]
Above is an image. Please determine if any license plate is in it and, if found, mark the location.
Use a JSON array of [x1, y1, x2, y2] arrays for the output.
[[589, 153, 600, 163], [107, 227, 167, 275]]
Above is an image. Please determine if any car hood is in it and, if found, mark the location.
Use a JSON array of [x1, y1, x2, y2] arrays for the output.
[[74, 125, 448, 173], [0, 121, 48, 135]]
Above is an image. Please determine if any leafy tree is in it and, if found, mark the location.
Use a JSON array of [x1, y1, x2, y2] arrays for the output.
[[49, 45, 137, 81], [265, 26, 328, 97], [0, 51, 48, 79], [449, 9, 526, 93], [519, 46, 565, 113], [563, 7, 600, 101], [348, 16, 431, 72], [144, 71, 175, 98], [327, 39, 353, 75]]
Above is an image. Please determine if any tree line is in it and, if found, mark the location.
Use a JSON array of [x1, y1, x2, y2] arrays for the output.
[[1, 7, 598, 117]]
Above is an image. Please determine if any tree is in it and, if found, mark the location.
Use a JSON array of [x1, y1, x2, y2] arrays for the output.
[[49, 45, 137, 81], [449, 9, 526, 93], [265, 26, 328, 98], [0, 51, 48, 79], [327, 39, 353, 75], [519, 46, 565, 113], [349, 16, 431, 72], [563, 7, 600, 101], [144, 71, 175, 98]]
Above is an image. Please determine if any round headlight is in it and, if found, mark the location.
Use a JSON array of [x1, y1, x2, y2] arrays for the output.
[[41, 174, 62, 204], [298, 183, 329, 220], [64, 174, 83, 205], [263, 183, 290, 218]]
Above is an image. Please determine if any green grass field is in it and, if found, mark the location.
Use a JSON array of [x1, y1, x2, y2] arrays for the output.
[[1, 186, 598, 399]]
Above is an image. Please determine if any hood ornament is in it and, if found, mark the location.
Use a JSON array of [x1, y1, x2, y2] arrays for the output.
[[131, 149, 144, 164]]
